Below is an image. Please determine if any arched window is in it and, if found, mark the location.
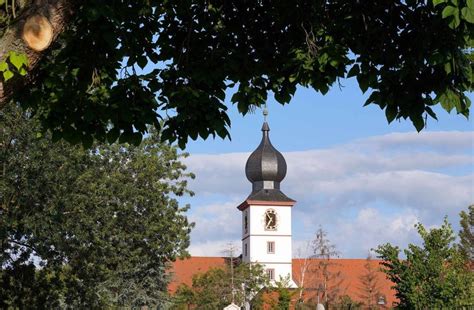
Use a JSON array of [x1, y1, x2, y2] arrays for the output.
[[264, 209, 277, 230]]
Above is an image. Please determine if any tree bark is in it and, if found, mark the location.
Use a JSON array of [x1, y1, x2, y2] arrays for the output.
[[0, 0, 77, 107]]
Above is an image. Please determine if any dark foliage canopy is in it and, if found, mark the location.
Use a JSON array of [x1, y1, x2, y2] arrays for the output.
[[6, 0, 473, 148]]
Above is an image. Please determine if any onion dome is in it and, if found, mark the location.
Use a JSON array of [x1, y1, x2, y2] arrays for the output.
[[244, 117, 294, 203], [245, 122, 287, 192]]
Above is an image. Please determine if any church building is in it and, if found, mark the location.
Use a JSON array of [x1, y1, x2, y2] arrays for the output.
[[168, 116, 397, 307], [238, 118, 296, 287]]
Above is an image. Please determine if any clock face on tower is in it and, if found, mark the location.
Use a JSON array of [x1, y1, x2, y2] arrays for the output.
[[264, 209, 277, 231]]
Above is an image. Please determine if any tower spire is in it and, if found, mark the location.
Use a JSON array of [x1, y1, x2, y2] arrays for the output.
[[243, 106, 294, 203], [238, 107, 297, 289]]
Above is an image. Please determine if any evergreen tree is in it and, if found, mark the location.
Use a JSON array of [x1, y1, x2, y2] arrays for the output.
[[358, 253, 382, 310]]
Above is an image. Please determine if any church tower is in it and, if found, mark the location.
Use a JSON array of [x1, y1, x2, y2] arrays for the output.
[[238, 113, 296, 286]]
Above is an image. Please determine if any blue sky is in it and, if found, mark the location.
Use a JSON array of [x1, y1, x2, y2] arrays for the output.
[[178, 77, 473, 258]]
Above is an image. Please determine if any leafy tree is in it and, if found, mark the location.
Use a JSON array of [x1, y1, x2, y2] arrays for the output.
[[264, 275, 294, 310], [0, 1, 472, 148], [459, 205, 474, 261], [0, 104, 194, 307], [358, 253, 383, 310], [375, 218, 474, 309], [172, 262, 269, 309], [276, 285, 292, 310]]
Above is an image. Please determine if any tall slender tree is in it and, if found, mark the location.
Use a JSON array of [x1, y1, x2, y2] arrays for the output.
[[309, 227, 345, 308], [459, 205, 474, 262], [358, 253, 382, 310]]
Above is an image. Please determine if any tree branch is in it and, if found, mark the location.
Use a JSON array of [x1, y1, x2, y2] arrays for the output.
[[0, 0, 78, 107]]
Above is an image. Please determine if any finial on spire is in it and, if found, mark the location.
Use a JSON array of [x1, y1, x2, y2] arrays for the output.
[[263, 104, 268, 122]]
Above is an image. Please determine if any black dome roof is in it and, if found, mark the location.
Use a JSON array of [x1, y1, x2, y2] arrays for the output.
[[245, 122, 287, 192]]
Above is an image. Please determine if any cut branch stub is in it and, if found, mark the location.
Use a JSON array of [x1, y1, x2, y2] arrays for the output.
[[22, 14, 53, 52]]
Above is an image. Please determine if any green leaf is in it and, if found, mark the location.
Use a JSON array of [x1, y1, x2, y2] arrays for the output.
[[0, 62, 8, 72], [439, 94, 454, 112], [438, 88, 461, 113], [461, 96, 471, 117], [319, 84, 329, 95], [450, 13, 461, 28], [461, 7, 474, 23], [432, 0, 447, 6], [442, 6, 461, 28], [385, 105, 398, 123], [425, 106, 438, 120], [178, 139, 186, 149], [347, 65, 360, 78], [357, 74, 369, 93], [410, 114, 425, 131], [9, 51, 28, 71], [468, 0, 474, 9], [107, 127, 120, 143], [364, 91, 380, 106], [3, 70, 14, 81], [137, 56, 148, 69], [119, 131, 133, 144], [442, 6, 457, 18], [444, 62, 452, 74], [130, 132, 142, 146]]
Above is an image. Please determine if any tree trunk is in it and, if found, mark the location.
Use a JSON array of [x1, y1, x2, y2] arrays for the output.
[[0, 0, 77, 107]]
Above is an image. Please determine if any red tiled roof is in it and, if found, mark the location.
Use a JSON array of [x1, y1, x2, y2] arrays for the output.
[[292, 258, 397, 306], [168, 256, 227, 293], [168, 256, 397, 306]]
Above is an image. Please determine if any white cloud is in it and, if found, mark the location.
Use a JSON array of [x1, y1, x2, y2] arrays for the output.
[[188, 201, 241, 242], [188, 240, 241, 257], [357, 131, 473, 152], [330, 208, 420, 257], [184, 131, 474, 257]]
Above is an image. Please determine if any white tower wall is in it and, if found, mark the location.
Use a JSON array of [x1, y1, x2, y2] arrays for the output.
[[239, 118, 296, 288], [241, 204, 295, 286]]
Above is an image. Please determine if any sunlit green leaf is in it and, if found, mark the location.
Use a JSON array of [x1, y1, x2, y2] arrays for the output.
[[0, 61, 8, 72], [8, 51, 28, 71], [3, 70, 14, 81], [461, 7, 474, 23], [432, 0, 447, 7]]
